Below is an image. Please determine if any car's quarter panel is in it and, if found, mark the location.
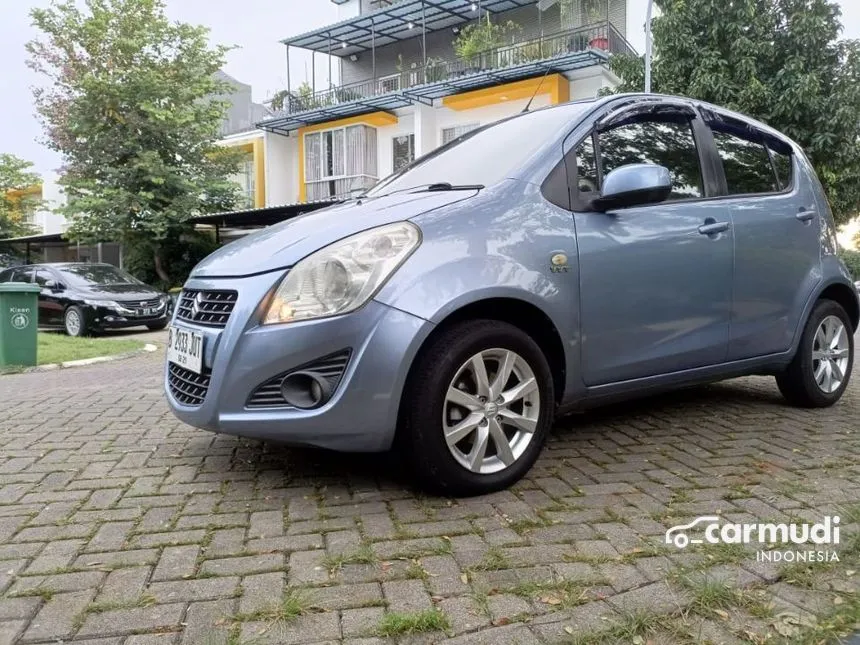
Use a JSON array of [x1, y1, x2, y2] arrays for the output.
[[375, 180, 585, 405], [725, 157, 822, 360], [573, 199, 734, 386], [166, 273, 433, 451]]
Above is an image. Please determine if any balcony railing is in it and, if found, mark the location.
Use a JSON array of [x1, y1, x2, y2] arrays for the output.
[[279, 21, 633, 116]]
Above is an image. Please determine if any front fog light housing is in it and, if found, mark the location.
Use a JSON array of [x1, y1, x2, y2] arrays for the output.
[[263, 221, 421, 325]]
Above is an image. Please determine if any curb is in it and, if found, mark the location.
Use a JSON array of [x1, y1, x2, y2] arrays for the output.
[[10, 343, 159, 374]]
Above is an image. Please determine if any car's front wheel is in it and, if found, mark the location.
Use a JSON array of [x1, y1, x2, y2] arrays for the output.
[[399, 320, 555, 496], [64, 306, 88, 337], [777, 299, 854, 407]]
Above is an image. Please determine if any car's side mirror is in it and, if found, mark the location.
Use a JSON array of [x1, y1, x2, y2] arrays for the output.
[[591, 163, 672, 212], [43, 280, 62, 291]]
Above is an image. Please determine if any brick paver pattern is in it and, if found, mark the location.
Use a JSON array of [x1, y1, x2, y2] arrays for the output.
[[1, 343, 858, 644]]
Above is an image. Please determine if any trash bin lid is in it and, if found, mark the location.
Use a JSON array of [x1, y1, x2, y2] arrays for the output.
[[0, 282, 41, 293]]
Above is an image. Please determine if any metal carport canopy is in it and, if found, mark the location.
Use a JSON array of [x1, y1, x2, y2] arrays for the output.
[[282, 0, 536, 57]]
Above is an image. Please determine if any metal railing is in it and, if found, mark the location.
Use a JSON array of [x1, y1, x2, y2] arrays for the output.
[[279, 21, 633, 116]]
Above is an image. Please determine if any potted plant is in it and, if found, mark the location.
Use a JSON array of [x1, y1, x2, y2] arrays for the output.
[[583, 0, 609, 50], [453, 14, 521, 71]]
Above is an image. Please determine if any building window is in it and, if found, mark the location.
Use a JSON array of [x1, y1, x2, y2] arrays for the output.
[[305, 124, 378, 200], [393, 134, 415, 172], [230, 150, 255, 209], [441, 123, 480, 146]]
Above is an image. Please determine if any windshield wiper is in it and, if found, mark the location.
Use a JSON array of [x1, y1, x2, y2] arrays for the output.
[[424, 182, 484, 192]]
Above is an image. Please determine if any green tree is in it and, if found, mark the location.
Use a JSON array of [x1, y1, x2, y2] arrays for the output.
[[606, 0, 860, 225], [28, 0, 240, 283], [0, 154, 40, 239]]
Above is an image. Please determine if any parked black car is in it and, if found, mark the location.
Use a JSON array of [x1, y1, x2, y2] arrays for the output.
[[0, 262, 170, 336]]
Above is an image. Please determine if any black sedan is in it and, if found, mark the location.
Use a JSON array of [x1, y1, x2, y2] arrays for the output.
[[0, 263, 170, 336]]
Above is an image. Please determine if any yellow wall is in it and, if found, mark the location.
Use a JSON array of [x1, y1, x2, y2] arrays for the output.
[[442, 74, 570, 111], [297, 112, 398, 203], [222, 137, 266, 208]]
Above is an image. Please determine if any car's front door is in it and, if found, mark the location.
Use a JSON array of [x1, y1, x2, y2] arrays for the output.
[[34, 268, 64, 327], [702, 113, 822, 360], [571, 104, 734, 386]]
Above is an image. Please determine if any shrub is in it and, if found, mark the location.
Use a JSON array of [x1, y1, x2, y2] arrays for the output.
[[124, 230, 218, 290], [838, 248, 860, 281]]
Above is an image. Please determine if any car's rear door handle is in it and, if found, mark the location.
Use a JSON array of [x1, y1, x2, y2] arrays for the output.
[[796, 209, 816, 222], [698, 221, 730, 235]]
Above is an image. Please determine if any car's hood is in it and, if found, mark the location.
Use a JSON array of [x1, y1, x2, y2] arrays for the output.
[[192, 189, 479, 278], [77, 284, 162, 300]]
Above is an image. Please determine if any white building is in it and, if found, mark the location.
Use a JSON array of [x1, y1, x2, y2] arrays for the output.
[[224, 0, 635, 211]]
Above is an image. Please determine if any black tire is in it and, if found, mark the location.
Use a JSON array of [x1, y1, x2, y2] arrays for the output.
[[147, 321, 168, 331], [398, 319, 555, 496], [63, 305, 88, 337], [776, 299, 854, 408]]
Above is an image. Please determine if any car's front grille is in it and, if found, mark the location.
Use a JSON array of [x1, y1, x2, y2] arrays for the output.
[[246, 350, 351, 409], [120, 297, 163, 315], [175, 289, 237, 328], [168, 362, 211, 407]]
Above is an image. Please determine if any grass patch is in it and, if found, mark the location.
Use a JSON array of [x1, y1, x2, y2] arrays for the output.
[[376, 609, 450, 637], [680, 575, 771, 619], [693, 541, 748, 566], [404, 561, 429, 580], [2, 332, 145, 370], [231, 588, 312, 624], [86, 594, 157, 614], [565, 610, 667, 645], [9, 587, 55, 601], [508, 577, 597, 610], [469, 547, 511, 571], [321, 544, 376, 573]]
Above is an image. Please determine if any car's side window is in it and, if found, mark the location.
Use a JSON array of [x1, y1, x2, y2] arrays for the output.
[[769, 145, 794, 191], [34, 270, 54, 287], [580, 117, 705, 202], [11, 268, 33, 283], [574, 135, 599, 196], [0, 269, 12, 282], [711, 127, 779, 195]]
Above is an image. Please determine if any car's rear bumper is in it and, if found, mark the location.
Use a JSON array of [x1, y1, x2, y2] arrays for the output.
[[164, 273, 434, 452]]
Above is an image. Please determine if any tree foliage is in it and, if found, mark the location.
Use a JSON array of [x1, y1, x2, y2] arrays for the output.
[[27, 0, 240, 283], [0, 154, 40, 239], [606, 0, 860, 224]]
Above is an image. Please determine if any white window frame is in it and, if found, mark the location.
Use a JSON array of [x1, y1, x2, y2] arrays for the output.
[[441, 122, 480, 146], [304, 124, 379, 199]]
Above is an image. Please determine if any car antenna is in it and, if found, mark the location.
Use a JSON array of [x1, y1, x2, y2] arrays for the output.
[[522, 67, 552, 113]]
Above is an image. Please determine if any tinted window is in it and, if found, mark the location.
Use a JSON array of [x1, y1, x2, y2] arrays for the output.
[[367, 102, 595, 197], [58, 265, 141, 286], [11, 267, 33, 283], [575, 136, 599, 195], [598, 118, 704, 200], [770, 146, 793, 190], [0, 269, 12, 282], [712, 128, 778, 195], [34, 270, 55, 287]]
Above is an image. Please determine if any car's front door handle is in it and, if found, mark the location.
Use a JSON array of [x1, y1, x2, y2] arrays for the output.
[[796, 209, 817, 222], [698, 221, 730, 236]]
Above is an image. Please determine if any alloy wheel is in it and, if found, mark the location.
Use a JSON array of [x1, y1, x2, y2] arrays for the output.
[[443, 348, 541, 474], [65, 310, 81, 336], [812, 315, 850, 394]]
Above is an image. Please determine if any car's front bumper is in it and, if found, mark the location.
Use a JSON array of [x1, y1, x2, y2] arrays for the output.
[[164, 273, 434, 452]]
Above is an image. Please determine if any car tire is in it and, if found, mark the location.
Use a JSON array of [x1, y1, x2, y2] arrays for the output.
[[776, 299, 854, 408], [147, 321, 168, 331], [399, 319, 555, 496], [64, 305, 88, 337]]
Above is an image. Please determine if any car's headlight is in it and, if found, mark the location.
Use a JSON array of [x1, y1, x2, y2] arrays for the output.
[[83, 299, 121, 309], [263, 221, 421, 325]]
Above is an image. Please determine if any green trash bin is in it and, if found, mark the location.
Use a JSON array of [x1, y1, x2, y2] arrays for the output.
[[0, 282, 41, 367]]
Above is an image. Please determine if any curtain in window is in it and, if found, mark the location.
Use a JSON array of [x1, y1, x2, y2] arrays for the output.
[[305, 133, 322, 182]]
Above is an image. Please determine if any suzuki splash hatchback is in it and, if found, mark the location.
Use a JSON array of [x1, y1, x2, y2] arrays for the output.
[[166, 94, 858, 495]]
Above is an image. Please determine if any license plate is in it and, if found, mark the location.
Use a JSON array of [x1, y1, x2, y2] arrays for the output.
[[167, 326, 204, 374]]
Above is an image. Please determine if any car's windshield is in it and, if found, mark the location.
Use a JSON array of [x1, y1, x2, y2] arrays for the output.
[[366, 101, 595, 197], [58, 265, 143, 286]]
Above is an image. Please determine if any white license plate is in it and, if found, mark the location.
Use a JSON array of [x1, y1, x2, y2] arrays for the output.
[[167, 326, 204, 374]]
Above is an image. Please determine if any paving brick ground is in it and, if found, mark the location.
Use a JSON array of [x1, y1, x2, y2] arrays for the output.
[[1, 338, 859, 644]]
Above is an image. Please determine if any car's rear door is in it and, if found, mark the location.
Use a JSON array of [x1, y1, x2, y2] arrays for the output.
[[570, 101, 735, 385], [34, 268, 64, 326], [700, 111, 822, 359]]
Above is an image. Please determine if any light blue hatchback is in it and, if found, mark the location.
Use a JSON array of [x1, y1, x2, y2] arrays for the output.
[[166, 94, 858, 495]]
